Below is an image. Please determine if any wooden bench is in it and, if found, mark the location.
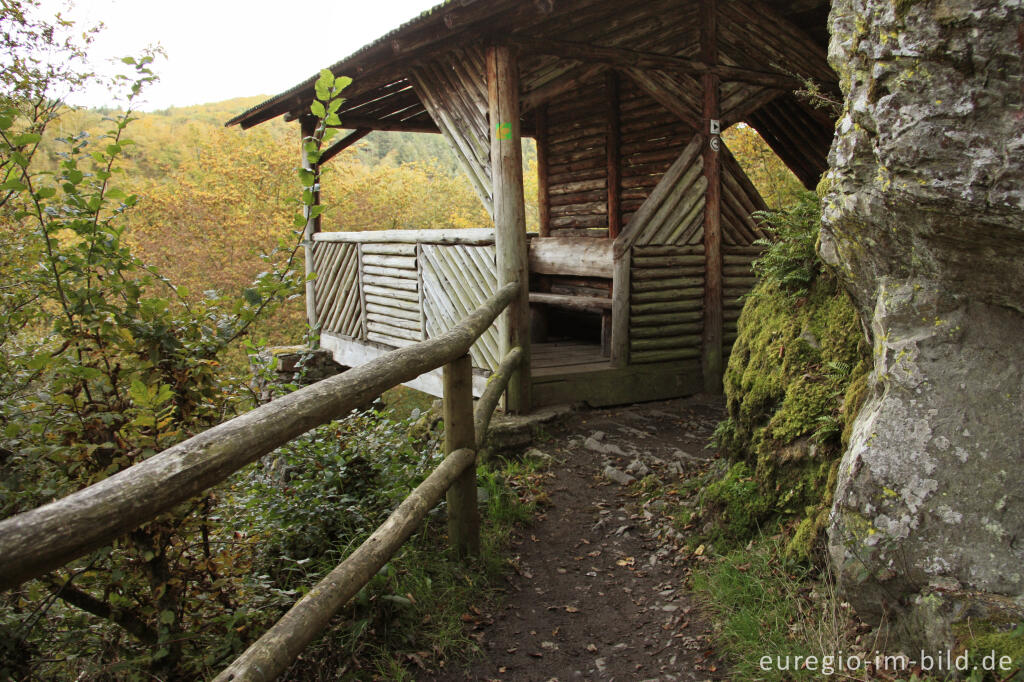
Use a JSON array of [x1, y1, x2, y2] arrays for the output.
[[528, 237, 614, 355]]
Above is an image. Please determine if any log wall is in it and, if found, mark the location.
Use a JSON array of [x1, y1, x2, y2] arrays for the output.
[[542, 77, 610, 233], [629, 244, 705, 364], [421, 243, 500, 371], [362, 242, 423, 348], [618, 79, 695, 226], [311, 231, 499, 372], [312, 242, 362, 338]]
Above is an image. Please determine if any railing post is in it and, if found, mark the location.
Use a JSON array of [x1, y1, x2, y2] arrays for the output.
[[301, 115, 322, 339], [443, 354, 479, 558]]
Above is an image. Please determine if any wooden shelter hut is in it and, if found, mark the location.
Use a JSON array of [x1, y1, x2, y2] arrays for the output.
[[227, 0, 837, 411]]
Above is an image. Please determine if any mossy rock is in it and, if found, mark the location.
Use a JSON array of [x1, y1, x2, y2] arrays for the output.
[[703, 194, 870, 561], [702, 462, 771, 540]]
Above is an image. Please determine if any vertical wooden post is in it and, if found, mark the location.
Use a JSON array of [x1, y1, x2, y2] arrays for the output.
[[444, 354, 479, 558], [606, 71, 621, 239], [300, 115, 322, 334], [356, 243, 368, 341], [487, 44, 532, 413], [535, 105, 551, 238], [610, 253, 630, 367], [700, 0, 724, 393]]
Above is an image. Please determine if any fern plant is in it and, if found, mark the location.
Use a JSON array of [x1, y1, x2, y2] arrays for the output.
[[752, 191, 822, 297]]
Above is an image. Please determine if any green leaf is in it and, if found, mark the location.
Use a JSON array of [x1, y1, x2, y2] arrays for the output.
[[107, 188, 127, 200], [325, 113, 342, 127], [318, 69, 335, 89], [310, 100, 326, 118], [27, 353, 51, 371], [34, 187, 56, 199], [293, 214, 308, 228], [243, 288, 262, 305], [14, 132, 42, 146], [159, 610, 175, 625], [129, 379, 150, 405], [0, 178, 26, 192], [336, 76, 353, 91], [298, 168, 315, 186]]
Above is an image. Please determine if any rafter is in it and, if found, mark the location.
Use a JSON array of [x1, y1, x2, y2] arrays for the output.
[[319, 129, 371, 165], [510, 37, 803, 89]]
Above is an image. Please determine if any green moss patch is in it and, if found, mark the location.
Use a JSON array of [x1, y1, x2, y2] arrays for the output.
[[702, 193, 871, 562]]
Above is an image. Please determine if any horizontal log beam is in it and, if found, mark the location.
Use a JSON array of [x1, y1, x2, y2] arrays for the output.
[[529, 291, 613, 312], [511, 37, 802, 89], [0, 283, 520, 591], [328, 117, 441, 134]]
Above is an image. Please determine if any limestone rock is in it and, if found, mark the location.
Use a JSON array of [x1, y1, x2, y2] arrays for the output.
[[603, 466, 636, 486], [822, 0, 1024, 650]]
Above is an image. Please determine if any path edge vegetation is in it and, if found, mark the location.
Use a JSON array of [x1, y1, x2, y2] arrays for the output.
[[0, 5, 547, 678], [680, 185, 1024, 680]]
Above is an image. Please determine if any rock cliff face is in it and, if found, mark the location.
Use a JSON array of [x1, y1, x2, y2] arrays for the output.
[[822, 0, 1024, 648]]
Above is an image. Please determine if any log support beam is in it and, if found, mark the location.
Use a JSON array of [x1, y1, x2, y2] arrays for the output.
[[326, 117, 441, 134], [487, 44, 532, 413], [301, 115, 321, 333], [319, 128, 371, 165], [536, 106, 551, 237], [606, 71, 621, 238], [511, 37, 802, 89], [701, 0, 724, 393]]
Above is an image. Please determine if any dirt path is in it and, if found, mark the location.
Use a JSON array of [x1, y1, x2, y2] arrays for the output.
[[422, 396, 729, 682]]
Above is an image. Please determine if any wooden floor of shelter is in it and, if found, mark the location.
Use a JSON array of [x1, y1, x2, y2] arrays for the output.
[[528, 341, 702, 407], [530, 341, 611, 376]]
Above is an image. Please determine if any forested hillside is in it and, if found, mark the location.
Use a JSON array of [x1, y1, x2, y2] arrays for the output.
[[32, 98, 511, 350]]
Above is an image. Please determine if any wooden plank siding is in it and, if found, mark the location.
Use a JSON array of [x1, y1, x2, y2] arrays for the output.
[[420, 243, 500, 371], [311, 234, 500, 373], [410, 47, 494, 215]]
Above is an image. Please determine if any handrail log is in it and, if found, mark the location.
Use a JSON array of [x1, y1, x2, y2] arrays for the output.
[[473, 346, 524, 451], [214, 447, 477, 682], [0, 282, 520, 591]]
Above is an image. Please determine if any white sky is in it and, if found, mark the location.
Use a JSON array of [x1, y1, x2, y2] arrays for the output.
[[37, 0, 441, 110]]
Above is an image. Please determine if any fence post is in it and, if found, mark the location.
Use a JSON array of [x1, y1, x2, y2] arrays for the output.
[[443, 354, 479, 558]]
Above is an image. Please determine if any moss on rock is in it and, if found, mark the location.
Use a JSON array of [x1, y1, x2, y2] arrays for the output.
[[703, 193, 870, 562]]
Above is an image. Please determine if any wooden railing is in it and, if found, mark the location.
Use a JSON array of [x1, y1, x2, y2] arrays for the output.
[[0, 282, 523, 682]]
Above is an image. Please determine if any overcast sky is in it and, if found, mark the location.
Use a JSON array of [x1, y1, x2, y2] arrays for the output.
[[37, 0, 440, 110]]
